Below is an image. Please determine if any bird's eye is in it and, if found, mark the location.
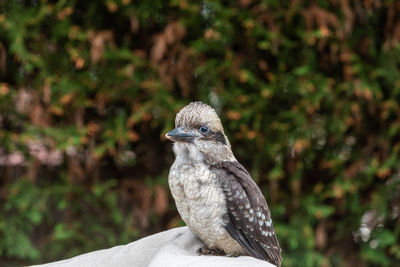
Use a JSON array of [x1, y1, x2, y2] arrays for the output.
[[199, 125, 209, 134]]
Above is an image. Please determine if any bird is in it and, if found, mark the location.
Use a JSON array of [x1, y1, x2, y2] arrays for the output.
[[165, 101, 282, 266]]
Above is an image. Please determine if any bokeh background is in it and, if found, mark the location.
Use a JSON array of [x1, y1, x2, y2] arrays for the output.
[[1, 0, 400, 266]]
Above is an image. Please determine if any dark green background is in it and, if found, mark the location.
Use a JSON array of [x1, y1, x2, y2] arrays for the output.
[[1, 0, 400, 266]]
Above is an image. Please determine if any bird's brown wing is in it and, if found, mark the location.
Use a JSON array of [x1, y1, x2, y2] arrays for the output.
[[211, 161, 282, 267]]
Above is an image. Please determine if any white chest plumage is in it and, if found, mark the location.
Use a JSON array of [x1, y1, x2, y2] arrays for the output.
[[168, 143, 244, 254]]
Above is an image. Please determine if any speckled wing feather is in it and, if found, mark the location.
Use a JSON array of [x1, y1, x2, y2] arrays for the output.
[[212, 161, 282, 267]]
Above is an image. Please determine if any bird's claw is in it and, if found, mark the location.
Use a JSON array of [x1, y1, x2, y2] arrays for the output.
[[197, 247, 226, 256]]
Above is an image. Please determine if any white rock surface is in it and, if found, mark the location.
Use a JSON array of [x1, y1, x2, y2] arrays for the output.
[[31, 226, 274, 267]]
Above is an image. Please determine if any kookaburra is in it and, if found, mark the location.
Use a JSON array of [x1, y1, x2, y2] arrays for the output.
[[166, 102, 282, 266]]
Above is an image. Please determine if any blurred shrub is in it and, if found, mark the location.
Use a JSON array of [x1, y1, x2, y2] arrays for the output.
[[1, 0, 400, 266]]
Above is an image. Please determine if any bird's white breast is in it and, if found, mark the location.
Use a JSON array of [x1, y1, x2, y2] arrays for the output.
[[168, 143, 244, 254]]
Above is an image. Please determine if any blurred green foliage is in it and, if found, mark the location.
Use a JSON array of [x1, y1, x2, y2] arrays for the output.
[[1, 0, 400, 266]]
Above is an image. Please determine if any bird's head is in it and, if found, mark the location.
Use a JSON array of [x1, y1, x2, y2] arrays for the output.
[[166, 102, 235, 164]]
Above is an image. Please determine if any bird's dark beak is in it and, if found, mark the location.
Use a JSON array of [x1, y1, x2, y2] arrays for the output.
[[166, 127, 197, 142]]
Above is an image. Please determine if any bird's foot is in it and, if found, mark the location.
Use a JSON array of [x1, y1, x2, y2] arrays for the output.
[[197, 247, 226, 256]]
